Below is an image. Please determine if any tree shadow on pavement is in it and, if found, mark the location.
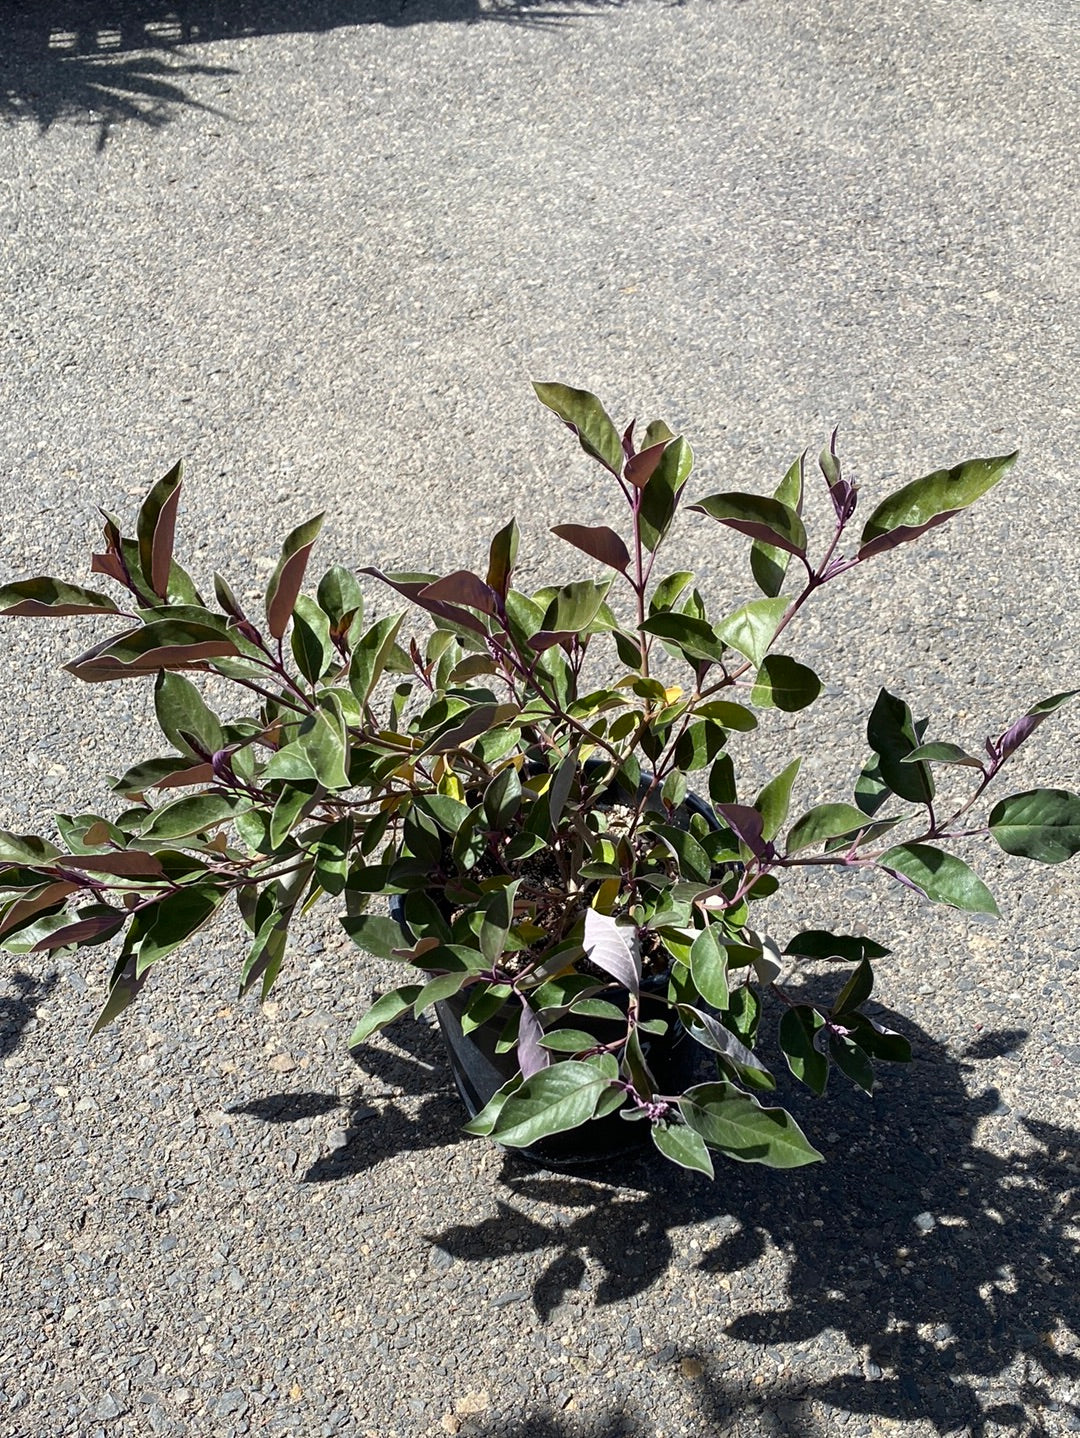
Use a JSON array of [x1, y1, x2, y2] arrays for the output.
[[425, 1002, 1080, 1437], [2, 0, 618, 148]]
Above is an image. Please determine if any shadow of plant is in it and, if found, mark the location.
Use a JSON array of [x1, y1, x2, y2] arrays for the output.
[[2, 0, 618, 148], [421, 1000, 1080, 1436], [301, 1011, 466, 1181], [0, 967, 59, 1062]]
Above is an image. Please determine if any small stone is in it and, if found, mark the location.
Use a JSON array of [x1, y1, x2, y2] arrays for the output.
[[680, 1357, 704, 1379], [268, 1054, 296, 1074], [913, 1212, 935, 1232], [94, 1393, 123, 1420], [440, 1417, 462, 1435], [213, 1389, 247, 1417], [455, 1391, 489, 1416]]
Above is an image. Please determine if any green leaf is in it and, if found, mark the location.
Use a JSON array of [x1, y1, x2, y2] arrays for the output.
[[648, 823, 713, 883], [348, 613, 404, 705], [988, 789, 1080, 864], [538, 1028, 600, 1053], [867, 689, 934, 805], [673, 721, 726, 772], [297, 707, 350, 792], [265, 514, 324, 640], [879, 843, 999, 915], [751, 655, 822, 711], [691, 492, 807, 557], [488, 1054, 619, 1147], [830, 1035, 875, 1093], [783, 930, 891, 963], [483, 766, 522, 829], [649, 571, 694, 614], [480, 881, 520, 966], [0, 577, 123, 618], [639, 612, 726, 667], [859, 452, 1017, 559], [0, 832, 61, 865], [533, 382, 624, 476], [695, 700, 757, 732], [90, 956, 148, 1034], [317, 564, 364, 635], [750, 453, 805, 597], [639, 437, 694, 552], [714, 597, 788, 668], [677, 1005, 773, 1090], [348, 985, 423, 1045], [651, 1122, 715, 1177], [833, 957, 874, 1015], [136, 461, 183, 599], [291, 594, 334, 684], [153, 671, 224, 761], [139, 792, 243, 841], [416, 793, 472, 834], [541, 580, 612, 637], [131, 885, 224, 975], [679, 1082, 822, 1168], [777, 1007, 828, 1096], [755, 758, 801, 841], [903, 742, 986, 769], [412, 969, 473, 1017], [690, 926, 729, 1008], [269, 784, 316, 850], [341, 913, 408, 959], [786, 803, 869, 854]]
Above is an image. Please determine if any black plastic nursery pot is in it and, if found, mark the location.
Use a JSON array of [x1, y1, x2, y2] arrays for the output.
[[433, 978, 697, 1170], [386, 774, 724, 1172]]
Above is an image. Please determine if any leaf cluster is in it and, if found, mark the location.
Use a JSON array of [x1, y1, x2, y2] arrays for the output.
[[0, 387, 1076, 1176]]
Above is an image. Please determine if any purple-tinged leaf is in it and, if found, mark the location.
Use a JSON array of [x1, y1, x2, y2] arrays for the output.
[[136, 461, 183, 600], [516, 999, 551, 1080], [485, 519, 519, 599], [91, 513, 129, 588], [265, 514, 324, 640], [420, 570, 499, 615], [53, 852, 165, 879], [31, 909, 126, 951], [361, 568, 491, 639], [714, 804, 768, 857], [583, 909, 641, 995], [690, 493, 807, 557], [550, 524, 631, 573], [829, 478, 858, 523], [677, 1005, 772, 1085], [0, 882, 80, 940], [621, 418, 636, 461], [624, 441, 669, 490], [0, 578, 123, 618], [64, 625, 240, 682], [991, 690, 1079, 767]]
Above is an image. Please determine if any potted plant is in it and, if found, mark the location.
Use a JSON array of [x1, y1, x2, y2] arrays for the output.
[[1, 383, 1076, 1178]]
